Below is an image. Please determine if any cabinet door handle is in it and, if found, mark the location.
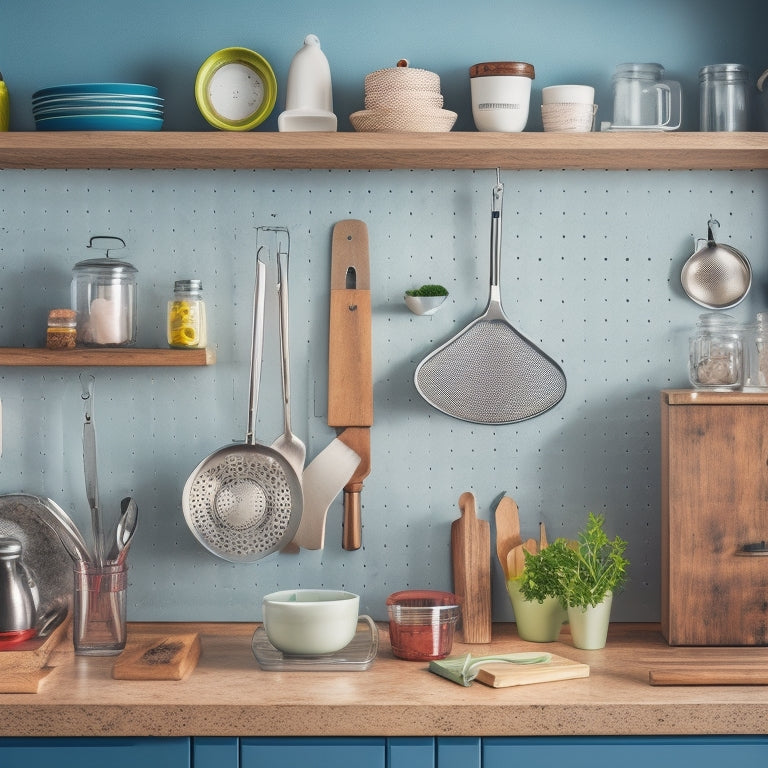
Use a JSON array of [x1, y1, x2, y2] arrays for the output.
[[736, 540, 768, 556]]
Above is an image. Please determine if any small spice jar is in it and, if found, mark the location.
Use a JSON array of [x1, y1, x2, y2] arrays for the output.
[[167, 279, 207, 349], [46, 308, 77, 350], [689, 312, 743, 390]]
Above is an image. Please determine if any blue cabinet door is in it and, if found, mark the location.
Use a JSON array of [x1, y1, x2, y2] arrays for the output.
[[437, 737, 481, 768], [388, 737, 434, 767], [0, 737, 190, 768], [241, 737, 385, 768], [193, 737, 238, 768], [484, 736, 768, 767]]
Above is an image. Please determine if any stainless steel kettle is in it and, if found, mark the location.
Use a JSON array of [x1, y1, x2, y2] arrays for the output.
[[0, 537, 37, 639]]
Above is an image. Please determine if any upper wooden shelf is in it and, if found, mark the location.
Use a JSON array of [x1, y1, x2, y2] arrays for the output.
[[0, 347, 215, 367], [1, 131, 768, 170]]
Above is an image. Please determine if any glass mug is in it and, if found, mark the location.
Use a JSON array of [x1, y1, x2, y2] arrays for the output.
[[610, 63, 682, 130]]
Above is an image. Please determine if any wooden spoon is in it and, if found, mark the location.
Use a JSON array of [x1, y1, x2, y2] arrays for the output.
[[507, 544, 527, 579], [522, 538, 538, 556], [495, 495, 522, 579], [539, 521, 548, 550]]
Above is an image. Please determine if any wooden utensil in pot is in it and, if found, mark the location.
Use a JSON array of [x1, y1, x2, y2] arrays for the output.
[[494, 495, 522, 579]]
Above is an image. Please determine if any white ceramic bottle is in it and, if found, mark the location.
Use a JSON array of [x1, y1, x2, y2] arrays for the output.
[[278, 34, 337, 132]]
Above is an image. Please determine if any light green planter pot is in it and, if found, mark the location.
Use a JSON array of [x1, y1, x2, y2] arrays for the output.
[[566, 591, 613, 650], [506, 580, 567, 642]]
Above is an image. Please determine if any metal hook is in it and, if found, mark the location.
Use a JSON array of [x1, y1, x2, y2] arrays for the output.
[[79, 372, 94, 422]]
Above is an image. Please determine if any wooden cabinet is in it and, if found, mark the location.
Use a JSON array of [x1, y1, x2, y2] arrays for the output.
[[661, 390, 768, 645]]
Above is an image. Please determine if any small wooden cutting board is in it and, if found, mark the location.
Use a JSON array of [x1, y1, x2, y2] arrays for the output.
[[0, 610, 72, 675], [451, 491, 492, 643], [112, 632, 201, 681], [475, 653, 589, 688]]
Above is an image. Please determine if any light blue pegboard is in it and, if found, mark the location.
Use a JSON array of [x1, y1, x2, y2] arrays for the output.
[[0, 167, 767, 622]]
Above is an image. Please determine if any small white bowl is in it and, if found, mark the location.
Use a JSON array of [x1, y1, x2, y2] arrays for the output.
[[404, 294, 448, 316], [262, 589, 360, 655], [542, 85, 595, 105]]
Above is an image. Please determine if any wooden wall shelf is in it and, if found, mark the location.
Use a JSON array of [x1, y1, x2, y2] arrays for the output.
[[1, 132, 767, 170], [0, 347, 215, 367]]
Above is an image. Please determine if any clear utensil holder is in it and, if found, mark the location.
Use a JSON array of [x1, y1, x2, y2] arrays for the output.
[[73, 562, 127, 655]]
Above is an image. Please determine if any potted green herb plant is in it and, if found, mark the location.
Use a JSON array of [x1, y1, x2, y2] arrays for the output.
[[404, 284, 449, 315], [518, 513, 629, 649]]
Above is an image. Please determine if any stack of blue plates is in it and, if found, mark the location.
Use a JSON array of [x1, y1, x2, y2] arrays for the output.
[[32, 83, 164, 131]]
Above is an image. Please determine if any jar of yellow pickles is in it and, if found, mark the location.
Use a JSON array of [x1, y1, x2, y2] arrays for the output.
[[167, 279, 207, 349]]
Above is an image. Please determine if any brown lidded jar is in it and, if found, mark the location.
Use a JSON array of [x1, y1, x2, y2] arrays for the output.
[[46, 308, 77, 350]]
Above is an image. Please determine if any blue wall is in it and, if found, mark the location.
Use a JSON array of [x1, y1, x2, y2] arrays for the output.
[[1, 1, 767, 625]]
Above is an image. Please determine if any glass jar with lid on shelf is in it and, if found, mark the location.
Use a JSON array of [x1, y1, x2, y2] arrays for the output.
[[689, 312, 744, 390], [167, 279, 207, 349]]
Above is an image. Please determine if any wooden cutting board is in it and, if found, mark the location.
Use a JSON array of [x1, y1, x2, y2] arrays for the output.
[[112, 632, 201, 681], [451, 491, 491, 643], [327, 219, 373, 550], [649, 665, 768, 685], [475, 653, 590, 688], [0, 610, 71, 674]]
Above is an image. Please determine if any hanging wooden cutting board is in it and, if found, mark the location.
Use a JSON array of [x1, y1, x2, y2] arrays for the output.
[[475, 653, 590, 688], [327, 219, 373, 550], [451, 491, 492, 643], [112, 632, 201, 681]]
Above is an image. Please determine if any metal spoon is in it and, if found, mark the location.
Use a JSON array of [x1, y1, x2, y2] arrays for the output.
[[115, 498, 138, 565], [107, 496, 137, 563], [270, 235, 306, 478]]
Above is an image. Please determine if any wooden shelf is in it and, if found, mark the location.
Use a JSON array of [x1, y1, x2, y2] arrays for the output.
[[0, 347, 215, 367], [1, 131, 768, 170]]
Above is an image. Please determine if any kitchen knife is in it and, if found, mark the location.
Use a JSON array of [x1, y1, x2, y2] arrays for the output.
[[328, 219, 373, 550]]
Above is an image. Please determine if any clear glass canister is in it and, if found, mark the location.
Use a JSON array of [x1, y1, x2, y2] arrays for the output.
[[744, 312, 768, 390], [699, 63, 750, 131], [71, 237, 137, 347], [689, 312, 743, 389], [168, 279, 207, 349]]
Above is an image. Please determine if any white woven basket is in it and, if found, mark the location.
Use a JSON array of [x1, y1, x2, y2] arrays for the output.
[[364, 66, 441, 95], [350, 108, 457, 133], [541, 103, 598, 133], [365, 90, 444, 110]]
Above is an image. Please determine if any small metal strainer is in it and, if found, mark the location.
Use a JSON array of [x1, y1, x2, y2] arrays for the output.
[[182, 256, 302, 563], [681, 218, 752, 310]]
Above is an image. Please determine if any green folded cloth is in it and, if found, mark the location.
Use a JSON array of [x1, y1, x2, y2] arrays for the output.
[[429, 652, 552, 687]]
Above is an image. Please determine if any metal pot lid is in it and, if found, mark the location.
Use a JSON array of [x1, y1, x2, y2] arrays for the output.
[[73, 257, 138, 274], [0, 494, 74, 628], [73, 235, 137, 274]]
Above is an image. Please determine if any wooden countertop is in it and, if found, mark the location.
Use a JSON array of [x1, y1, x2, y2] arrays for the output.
[[2, 622, 768, 738]]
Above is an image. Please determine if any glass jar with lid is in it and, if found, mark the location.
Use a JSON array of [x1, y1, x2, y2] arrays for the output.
[[689, 312, 743, 389], [743, 312, 768, 390], [699, 64, 750, 131], [167, 279, 207, 349], [71, 236, 137, 346]]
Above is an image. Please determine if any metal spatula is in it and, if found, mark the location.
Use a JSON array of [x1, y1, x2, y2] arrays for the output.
[[415, 171, 566, 424]]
